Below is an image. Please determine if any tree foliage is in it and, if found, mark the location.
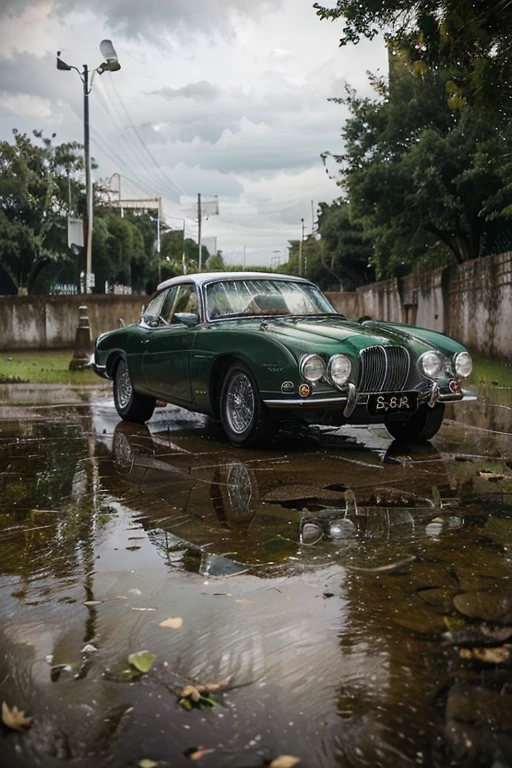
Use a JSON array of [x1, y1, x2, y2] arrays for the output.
[[0, 129, 84, 293], [323, 62, 512, 279], [314, 0, 512, 113]]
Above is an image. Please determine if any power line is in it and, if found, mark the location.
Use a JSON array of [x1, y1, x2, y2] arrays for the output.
[[107, 77, 184, 201], [91, 86, 184, 203]]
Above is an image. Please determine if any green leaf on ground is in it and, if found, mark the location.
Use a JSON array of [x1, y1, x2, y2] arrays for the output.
[[128, 650, 156, 673]]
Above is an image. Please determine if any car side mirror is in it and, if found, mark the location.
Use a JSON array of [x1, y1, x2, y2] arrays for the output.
[[174, 312, 199, 327]]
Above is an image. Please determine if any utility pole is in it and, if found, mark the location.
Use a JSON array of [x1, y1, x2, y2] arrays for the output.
[[197, 193, 202, 271], [156, 199, 161, 283], [299, 218, 305, 276], [243, 245, 247, 269], [311, 200, 315, 234], [182, 219, 187, 274]]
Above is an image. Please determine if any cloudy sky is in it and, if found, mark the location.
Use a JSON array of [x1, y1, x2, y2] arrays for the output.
[[0, 0, 387, 266]]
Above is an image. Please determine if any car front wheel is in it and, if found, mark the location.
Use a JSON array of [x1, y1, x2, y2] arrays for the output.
[[113, 358, 156, 424], [220, 363, 276, 447], [385, 403, 445, 444]]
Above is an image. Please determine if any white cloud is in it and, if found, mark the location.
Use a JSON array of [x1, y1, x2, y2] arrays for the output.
[[0, 0, 388, 265]]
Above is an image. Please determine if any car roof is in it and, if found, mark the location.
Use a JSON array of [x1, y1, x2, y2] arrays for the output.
[[156, 272, 311, 292]]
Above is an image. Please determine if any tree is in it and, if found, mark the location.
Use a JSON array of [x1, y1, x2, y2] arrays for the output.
[[316, 201, 375, 289], [328, 64, 512, 277], [313, 0, 512, 114], [0, 129, 84, 293]]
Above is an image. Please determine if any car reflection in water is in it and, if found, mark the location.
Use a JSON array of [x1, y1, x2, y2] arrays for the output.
[[96, 417, 464, 577]]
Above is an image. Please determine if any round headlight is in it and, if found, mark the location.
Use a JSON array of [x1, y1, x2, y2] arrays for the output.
[[328, 354, 352, 387], [300, 522, 324, 545], [328, 519, 356, 539], [454, 351, 472, 378], [419, 351, 443, 379], [300, 354, 326, 383]]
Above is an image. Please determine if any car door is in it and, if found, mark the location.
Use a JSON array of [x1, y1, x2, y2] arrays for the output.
[[141, 283, 199, 403]]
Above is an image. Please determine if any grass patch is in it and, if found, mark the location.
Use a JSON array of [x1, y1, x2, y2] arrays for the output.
[[0, 351, 102, 385], [469, 357, 512, 388]]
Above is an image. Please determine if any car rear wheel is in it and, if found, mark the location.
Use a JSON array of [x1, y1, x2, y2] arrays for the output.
[[385, 403, 445, 444], [113, 358, 156, 424], [220, 363, 276, 447]]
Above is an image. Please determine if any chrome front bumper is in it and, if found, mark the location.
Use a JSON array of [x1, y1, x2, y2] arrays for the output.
[[263, 386, 477, 416]]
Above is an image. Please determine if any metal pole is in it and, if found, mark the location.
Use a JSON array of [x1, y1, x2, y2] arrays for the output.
[[198, 193, 202, 271], [118, 174, 123, 218], [182, 219, 187, 274], [243, 245, 246, 269], [299, 217, 304, 276], [156, 209, 161, 283], [83, 64, 93, 293]]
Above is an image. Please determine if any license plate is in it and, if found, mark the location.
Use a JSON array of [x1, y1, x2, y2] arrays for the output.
[[367, 392, 418, 415]]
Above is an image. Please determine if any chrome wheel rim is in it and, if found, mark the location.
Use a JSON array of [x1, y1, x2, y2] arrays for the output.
[[226, 372, 255, 435], [226, 462, 254, 516], [116, 363, 133, 408]]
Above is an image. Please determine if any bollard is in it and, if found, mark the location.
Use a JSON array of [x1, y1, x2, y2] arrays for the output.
[[69, 305, 93, 371]]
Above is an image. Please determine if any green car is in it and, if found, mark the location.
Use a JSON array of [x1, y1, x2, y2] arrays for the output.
[[92, 272, 475, 447]]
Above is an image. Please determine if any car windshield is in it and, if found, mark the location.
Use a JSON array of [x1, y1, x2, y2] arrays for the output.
[[206, 278, 338, 319]]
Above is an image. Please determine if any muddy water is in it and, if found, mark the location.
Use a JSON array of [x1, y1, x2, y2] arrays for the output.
[[1, 386, 512, 767]]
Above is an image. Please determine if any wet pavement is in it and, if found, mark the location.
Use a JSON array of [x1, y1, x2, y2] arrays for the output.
[[1, 382, 512, 767]]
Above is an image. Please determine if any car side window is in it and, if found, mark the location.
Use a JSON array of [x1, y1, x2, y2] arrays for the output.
[[142, 290, 170, 326], [169, 284, 199, 324]]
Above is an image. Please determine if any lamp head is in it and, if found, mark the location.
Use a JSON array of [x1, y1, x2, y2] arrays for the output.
[[56, 51, 72, 70], [98, 39, 121, 74]]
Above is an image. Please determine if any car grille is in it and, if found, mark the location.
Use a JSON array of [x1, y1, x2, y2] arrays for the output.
[[358, 346, 410, 393]]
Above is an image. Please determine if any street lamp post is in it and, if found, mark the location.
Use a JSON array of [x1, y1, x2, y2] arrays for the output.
[[57, 40, 121, 293]]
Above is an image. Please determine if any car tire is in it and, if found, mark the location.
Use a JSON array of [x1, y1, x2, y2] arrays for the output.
[[385, 403, 445, 444], [220, 363, 276, 447], [113, 358, 156, 424]]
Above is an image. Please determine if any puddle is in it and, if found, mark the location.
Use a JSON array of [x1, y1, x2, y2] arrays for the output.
[[0, 390, 512, 767]]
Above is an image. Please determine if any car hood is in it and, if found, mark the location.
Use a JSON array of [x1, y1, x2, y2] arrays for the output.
[[256, 317, 441, 354]]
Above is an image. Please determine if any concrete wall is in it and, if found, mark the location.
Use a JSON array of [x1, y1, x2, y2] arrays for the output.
[[326, 250, 512, 360], [2, 251, 511, 359], [0, 295, 145, 351]]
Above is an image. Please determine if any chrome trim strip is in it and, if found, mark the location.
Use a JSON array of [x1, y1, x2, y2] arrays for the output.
[[263, 396, 346, 408]]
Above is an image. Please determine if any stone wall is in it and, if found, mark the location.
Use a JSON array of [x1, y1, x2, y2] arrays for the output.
[[0, 295, 145, 351], [326, 250, 512, 360]]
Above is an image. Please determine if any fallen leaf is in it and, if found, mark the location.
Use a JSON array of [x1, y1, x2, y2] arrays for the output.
[[128, 650, 156, 673], [126, 546, 141, 551], [477, 470, 506, 482], [235, 598, 252, 604], [180, 685, 201, 702], [322, 592, 334, 599], [270, 756, 301, 768], [190, 748, 215, 761], [195, 677, 232, 694], [138, 760, 158, 768], [459, 646, 510, 664], [159, 617, 183, 629], [2, 701, 32, 731], [443, 616, 466, 632]]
